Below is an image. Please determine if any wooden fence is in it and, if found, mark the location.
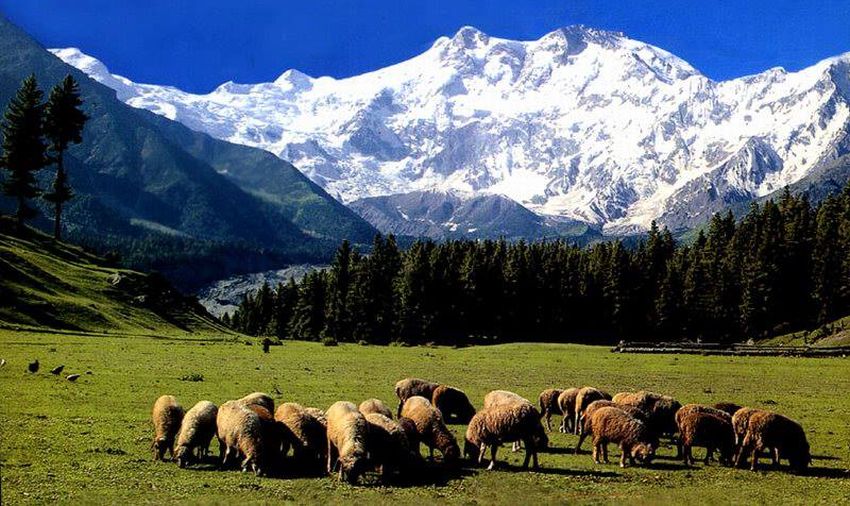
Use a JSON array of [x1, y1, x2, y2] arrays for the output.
[[611, 341, 850, 357]]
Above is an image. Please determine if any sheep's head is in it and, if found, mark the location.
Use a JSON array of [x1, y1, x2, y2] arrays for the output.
[[174, 445, 192, 468], [339, 452, 368, 484], [631, 443, 655, 464], [442, 439, 461, 463], [532, 425, 549, 450], [787, 442, 811, 473], [152, 437, 168, 460]]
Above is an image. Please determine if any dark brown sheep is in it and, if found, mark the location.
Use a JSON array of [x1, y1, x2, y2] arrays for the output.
[[432, 385, 476, 424], [394, 378, 439, 417], [364, 412, 420, 479], [575, 400, 648, 453], [736, 410, 810, 472], [585, 407, 656, 468], [712, 402, 744, 418], [677, 410, 735, 466], [537, 388, 562, 432], [274, 402, 327, 470], [401, 396, 460, 463]]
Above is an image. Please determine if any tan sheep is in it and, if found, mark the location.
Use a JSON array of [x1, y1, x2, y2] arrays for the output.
[[174, 400, 218, 468], [557, 387, 579, 433], [464, 402, 548, 470], [432, 385, 476, 424], [585, 406, 656, 467], [359, 398, 394, 419], [237, 392, 275, 413], [274, 402, 327, 469], [575, 400, 648, 453], [326, 401, 370, 484], [304, 407, 327, 427], [731, 407, 760, 448], [574, 387, 612, 434], [483, 389, 530, 409], [394, 378, 439, 417], [364, 412, 419, 479], [216, 400, 265, 475], [735, 410, 810, 472], [537, 388, 562, 432], [400, 396, 460, 463], [677, 409, 735, 466], [151, 395, 184, 461]]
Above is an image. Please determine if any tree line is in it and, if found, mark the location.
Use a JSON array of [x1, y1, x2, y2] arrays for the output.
[[225, 186, 850, 346], [0, 74, 87, 239]]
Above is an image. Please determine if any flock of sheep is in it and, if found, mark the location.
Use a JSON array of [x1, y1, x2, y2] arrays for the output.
[[150, 379, 811, 485]]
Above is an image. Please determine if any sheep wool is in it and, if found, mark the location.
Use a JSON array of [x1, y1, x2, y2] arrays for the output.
[[326, 401, 370, 484], [465, 402, 548, 470], [401, 396, 460, 462], [151, 395, 184, 461], [174, 400, 218, 468], [216, 401, 265, 476], [432, 385, 476, 424], [586, 406, 655, 468], [394, 378, 440, 417], [359, 398, 394, 419]]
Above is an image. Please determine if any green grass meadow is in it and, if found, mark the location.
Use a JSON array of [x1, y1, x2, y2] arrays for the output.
[[1, 330, 849, 504]]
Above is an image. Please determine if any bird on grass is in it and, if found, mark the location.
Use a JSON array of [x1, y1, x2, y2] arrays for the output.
[[28, 359, 39, 373], [50, 365, 65, 375], [66, 374, 81, 382]]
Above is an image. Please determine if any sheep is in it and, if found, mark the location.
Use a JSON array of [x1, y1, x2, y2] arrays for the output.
[[574, 387, 612, 434], [612, 391, 681, 444], [585, 406, 656, 468], [483, 390, 533, 451], [216, 400, 265, 475], [244, 404, 286, 468], [464, 402, 548, 471], [151, 395, 184, 461], [735, 410, 810, 472], [432, 385, 476, 424], [575, 400, 648, 453], [326, 401, 370, 484], [274, 402, 327, 470], [397, 416, 419, 449], [557, 387, 579, 433], [731, 407, 759, 448], [537, 388, 562, 432], [174, 400, 218, 468], [237, 392, 274, 413], [674, 403, 732, 461], [712, 402, 743, 418], [359, 398, 393, 419], [400, 396, 460, 463], [677, 409, 735, 466], [304, 407, 327, 427], [394, 378, 439, 417], [364, 412, 419, 479]]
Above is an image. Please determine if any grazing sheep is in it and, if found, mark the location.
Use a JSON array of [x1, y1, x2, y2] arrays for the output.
[[237, 392, 275, 413], [216, 401, 265, 475], [326, 401, 370, 484], [736, 410, 810, 472], [712, 402, 743, 418], [304, 407, 327, 426], [557, 388, 579, 433], [151, 395, 184, 461], [359, 398, 393, 419], [613, 391, 681, 442], [401, 396, 460, 463], [483, 390, 530, 409], [575, 400, 648, 453], [274, 402, 327, 469], [397, 416, 419, 449], [394, 378, 439, 417], [677, 409, 735, 466], [245, 404, 285, 467], [432, 385, 476, 424], [364, 412, 418, 479], [464, 403, 548, 470], [175, 401, 218, 468], [731, 407, 760, 448], [538, 388, 562, 432], [585, 407, 656, 468], [574, 387, 612, 434]]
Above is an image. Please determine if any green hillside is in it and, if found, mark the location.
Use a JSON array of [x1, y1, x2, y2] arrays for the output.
[[0, 221, 230, 335]]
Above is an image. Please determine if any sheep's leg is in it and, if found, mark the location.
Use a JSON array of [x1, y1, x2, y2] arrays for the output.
[[602, 443, 609, 463], [750, 443, 763, 471], [704, 446, 713, 465], [574, 412, 581, 435], [544, 412, 551, 432], [487, 445, 498, 470], [326, 440, 337, 475], [575, 431, 586, 455], [478, 444, 487, 466], [619, 444, 628, 468], [558, 417, 565, 433], [682, 444, 690, 466], [592, 441, 600, 463], [522, 438, 532, 469], [772, 447, 781, 467]]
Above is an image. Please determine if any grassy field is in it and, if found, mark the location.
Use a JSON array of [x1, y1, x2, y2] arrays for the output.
[[1, 330, 849, 505]]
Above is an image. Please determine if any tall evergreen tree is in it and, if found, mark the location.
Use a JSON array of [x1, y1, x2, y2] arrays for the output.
[[43, 75, 87, 241], [1, 74, 48, 229]]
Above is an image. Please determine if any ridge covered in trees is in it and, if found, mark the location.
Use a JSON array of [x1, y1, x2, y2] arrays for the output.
[[227, 185, 850, 346]]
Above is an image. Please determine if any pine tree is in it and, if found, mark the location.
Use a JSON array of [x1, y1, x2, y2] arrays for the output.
[[1, 74, 48, 230], [43, 75, 87, 241]]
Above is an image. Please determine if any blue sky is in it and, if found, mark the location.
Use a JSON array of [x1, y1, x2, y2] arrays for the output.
[[2, 1, 849, 93]]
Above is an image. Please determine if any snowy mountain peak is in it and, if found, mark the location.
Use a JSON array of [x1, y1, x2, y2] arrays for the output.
[[51, 29, 850, 235]]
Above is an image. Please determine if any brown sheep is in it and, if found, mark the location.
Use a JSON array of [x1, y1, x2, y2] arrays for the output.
[[364, 412, 419, 479], [483, 390, 530, 409], [401, 396, 460, 463], [151, 395, 184, 461], [574, 387, 612, 435], [537, 388, 562, 432], [585, 406, 656, 468], [736, 410, 810, 472], [464, 403, 548, 470], [326, 401, 370, 484], [557, 387, 579, 433], [394, 378, 439, 417], [613, 391, 681, 442], [174, 400, 218, 468], [359, 398, 394, 419], [216, 400, 265, 475], [731, 407, 760, 448], [397, 416, 419, 449], [274, 402, 327, 469], [432, 385, 476, 424], [712, 402, 743, 418], [237, 392, 275, 413], [677, 410, 735, 466], [575, 400, 648, 453], [304, 407, 327, 427]]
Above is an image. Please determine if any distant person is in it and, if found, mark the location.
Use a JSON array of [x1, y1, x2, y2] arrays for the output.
[[262, 338, 271, 353]]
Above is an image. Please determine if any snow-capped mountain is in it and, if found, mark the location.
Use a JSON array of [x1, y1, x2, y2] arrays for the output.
[[51, 25, 850, 234]]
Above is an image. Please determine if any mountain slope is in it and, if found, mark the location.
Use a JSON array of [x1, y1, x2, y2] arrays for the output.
[[0, 15, 375, 288], [53, 26, 850, 235], [0, 220, 227, 334]]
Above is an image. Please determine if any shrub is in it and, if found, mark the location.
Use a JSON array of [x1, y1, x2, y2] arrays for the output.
[[321, 336, 338, 347], [180, 373, 204, 382]]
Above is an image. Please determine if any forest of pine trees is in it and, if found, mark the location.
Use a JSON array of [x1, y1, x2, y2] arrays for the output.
[[225, 186, 850, 346]]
